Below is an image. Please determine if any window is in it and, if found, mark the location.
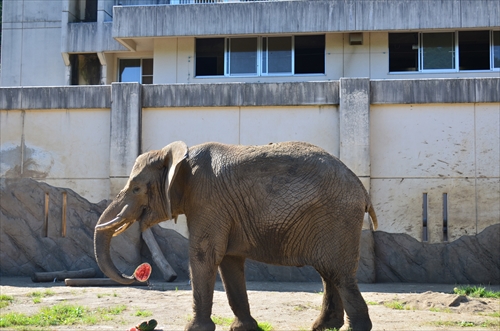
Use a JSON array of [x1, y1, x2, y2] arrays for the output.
[[493, 31, 500, 69], [295, 35, 325, 74], [262, 37, 292, 74], [70, 54, 101, 85], [459, 31, 490, 70], [228, 38, 258, 75], [195, 35, 325, 77], [421, 32, 455, 70], [119, 59, 153, 84], [388, 33, 418, 72], [389, 30, 499, 72], [195, 38, 224, 76]]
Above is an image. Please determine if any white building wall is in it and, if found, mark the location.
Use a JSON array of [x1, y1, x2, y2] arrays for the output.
[[0, 108, 111, 203], [370, 103, 500, 243]]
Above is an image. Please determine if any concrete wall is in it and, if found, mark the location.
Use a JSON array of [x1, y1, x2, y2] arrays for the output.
[[1, 79, 499, 243], [1, 0, 67, 86], [112, 0, 500, 38]]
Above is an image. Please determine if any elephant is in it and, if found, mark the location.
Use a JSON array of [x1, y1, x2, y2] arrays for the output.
[[94, 141, 378, 331]]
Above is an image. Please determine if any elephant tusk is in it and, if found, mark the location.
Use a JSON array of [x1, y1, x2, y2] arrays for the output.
[[96, 216, 124, 231], [112, 222, 132, 237]]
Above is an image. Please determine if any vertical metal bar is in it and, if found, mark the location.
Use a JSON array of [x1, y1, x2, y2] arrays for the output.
[[62, 192, 67, 237], [422, 193, 428, 242], [443, 193, 448, 242], [43, 193, 49, 238]]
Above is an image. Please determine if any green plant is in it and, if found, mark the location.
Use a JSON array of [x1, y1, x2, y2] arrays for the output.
[[453, 286, 500, 299], [383, 300, 412, 310], [365, 301, 379, 305], [135, 310, 153, 317], [210, 316, 273, 331], [429, 307, 452, 313], [0, 295, 14, 309], [0, 304, 127, 328], [211, 315, 233, 326]]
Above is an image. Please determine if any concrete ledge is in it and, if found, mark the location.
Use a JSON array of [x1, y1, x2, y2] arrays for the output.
[[0, 86, 111, 110], [370, 78, 500, 104], [64, 22, 127, 53], [113, 0, 499, 38], [142, 81, 339, 108]]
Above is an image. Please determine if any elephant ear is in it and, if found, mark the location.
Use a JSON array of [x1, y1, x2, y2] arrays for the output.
[[161, 141, 188, 220]]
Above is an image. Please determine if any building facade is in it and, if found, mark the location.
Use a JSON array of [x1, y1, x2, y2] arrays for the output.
[[1, 0, 499, 245]]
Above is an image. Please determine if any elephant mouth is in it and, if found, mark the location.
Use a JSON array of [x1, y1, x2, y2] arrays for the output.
[[95, 206, 148, 237]]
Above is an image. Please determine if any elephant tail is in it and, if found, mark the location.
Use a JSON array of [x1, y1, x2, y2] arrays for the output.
[[366, 204, 378, 231]]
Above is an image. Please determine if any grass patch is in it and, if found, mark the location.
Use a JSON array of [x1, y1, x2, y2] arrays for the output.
[[431, 320, 499, 328], [453, 286, 500, 299], [29, 290, 55, 298], [135, 310, 153, 317], [257, 321, 274, 331], [0, 304, 127, 328], [212, 316, 233, 326], [366, 301, 379, 306], [383, 300, 412, 310], [210, 316, 273, 331], [0, 295, 14, 309], [429, 307, 453, 313]]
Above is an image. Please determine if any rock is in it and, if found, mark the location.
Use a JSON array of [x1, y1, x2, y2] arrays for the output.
[[0, 178, 141, 277], [448, 295, 468, 307], [374, 224, 500, 284]]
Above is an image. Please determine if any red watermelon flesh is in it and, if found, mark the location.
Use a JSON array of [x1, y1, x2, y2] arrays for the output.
[[133, 263, 152, 282]]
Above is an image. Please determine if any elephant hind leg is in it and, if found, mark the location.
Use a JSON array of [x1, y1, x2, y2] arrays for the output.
[[312, 275, 345, 331], [219, 255, 258, 331], [337, 278, 372, 331]]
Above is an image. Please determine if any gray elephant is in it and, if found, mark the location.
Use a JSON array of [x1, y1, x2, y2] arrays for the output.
[[94, 141, 377, 331]]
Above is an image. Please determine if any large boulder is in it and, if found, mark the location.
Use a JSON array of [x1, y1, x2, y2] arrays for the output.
[[0, 178, 140, 277], [374, 224, 500, 284]]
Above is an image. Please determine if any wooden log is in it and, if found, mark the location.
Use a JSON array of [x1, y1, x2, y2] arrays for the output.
[[32, 268, 96, 283], [142, 227, 177, 282], [65, 278, 148, 287]]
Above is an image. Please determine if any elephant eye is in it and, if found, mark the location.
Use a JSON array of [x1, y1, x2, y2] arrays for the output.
[[132, 187, 141, 194]]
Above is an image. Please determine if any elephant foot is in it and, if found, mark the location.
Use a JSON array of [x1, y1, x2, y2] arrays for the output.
[[345, 315, 372, 331], [185, 318, 215, 331], [230, 316, 259, 331], [311, 317, 344, 331]]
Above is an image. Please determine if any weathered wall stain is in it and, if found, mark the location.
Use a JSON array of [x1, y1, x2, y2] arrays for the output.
[[1, 144, 54, 178]]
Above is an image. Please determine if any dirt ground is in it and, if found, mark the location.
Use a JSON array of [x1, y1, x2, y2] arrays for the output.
[[1, 277, 499, 331]]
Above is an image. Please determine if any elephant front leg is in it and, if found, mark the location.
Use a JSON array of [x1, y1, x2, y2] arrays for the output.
[[185, 256, 218, 331], [219, 255, 258, 331]]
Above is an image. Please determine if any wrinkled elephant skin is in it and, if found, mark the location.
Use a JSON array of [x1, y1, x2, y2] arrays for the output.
[[94, 141, 378, 331]]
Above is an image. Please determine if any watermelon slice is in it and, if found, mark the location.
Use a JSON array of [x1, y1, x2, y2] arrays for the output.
[[133, 263, 152, 282]]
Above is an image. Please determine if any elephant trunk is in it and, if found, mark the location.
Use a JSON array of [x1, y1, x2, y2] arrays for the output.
[[94, 205, 135, 285]]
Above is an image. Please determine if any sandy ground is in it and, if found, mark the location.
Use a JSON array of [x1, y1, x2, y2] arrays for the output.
[[1, 277, 499, 331]]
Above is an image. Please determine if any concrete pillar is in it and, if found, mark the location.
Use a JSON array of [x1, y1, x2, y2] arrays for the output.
[[109, 82, 142, 198], [339, 78, 371, 182], [339, 78, 375, 282]]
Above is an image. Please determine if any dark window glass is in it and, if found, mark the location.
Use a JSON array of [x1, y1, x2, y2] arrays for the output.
[[71, 53, 101, 85], [294, 35, 325, 74], [459, 31, 490, 70], [142, 59, 154, 84], [196, 38, 224, 76], [494, 31, 500, 68], [84, 0, 98, 22], [389, 33, 418, 72]]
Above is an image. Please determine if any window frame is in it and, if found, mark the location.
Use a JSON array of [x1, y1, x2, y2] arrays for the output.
[[118, 58, 154, 84], [195, 35, 325, 78], [389, 30, 499, 74]]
